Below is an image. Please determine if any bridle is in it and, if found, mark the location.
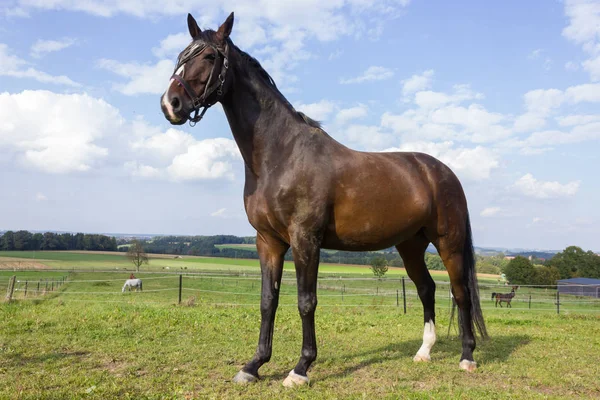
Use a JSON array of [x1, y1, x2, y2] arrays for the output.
[[170, 40, 229, 126]]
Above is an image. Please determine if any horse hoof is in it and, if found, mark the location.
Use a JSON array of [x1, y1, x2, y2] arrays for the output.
[[459, 359, 477, 372], [233, 370, 258, 384], [413, 354, 431, 362], [282, 369, 309, 387]]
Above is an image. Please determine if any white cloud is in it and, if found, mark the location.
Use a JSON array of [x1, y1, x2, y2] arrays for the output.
[[98, 58, 174, 95], [167, 138, 241, 181], [335, 104, 368, 125], [513, 84, 600, 133], [556, 114, 600, 126], [513, 173, 581, 199], [527, 48, 552, 70], [340, 66, 394, 84], [129, 128, 197, 163], [295, 100, 336, 122], [528, 49, 543, 59], [35, 193, 48, 202], [152, 33, 190, 59], [211, 208, 227, 217], [30, 38, 76, 58], [0, 90, 122, 173], [565, 60, 580, 71], [382, 141, 499, 181], [343, 124, 394, 150], [563, 0, 600, 81], [401, 69, 434, 97], [123, 123, 243, 182], [0, 43, 79, 86], [481, 207, 501, 217], [413, 84, 483, 109], [124, 161, 163, 179], [328, 49, 343, 60]]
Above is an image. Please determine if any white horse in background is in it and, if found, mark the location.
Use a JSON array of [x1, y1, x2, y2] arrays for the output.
[[122, 278, 143, 292]]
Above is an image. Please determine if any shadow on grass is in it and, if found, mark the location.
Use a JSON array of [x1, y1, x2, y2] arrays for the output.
[[4, 351, 90, 367], [311, 334, 531, 382]]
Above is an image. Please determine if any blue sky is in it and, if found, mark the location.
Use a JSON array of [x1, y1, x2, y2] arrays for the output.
[[0, 0, 599, 252]]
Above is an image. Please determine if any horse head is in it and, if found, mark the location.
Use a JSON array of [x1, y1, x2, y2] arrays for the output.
[[161, 13, 234, 126]]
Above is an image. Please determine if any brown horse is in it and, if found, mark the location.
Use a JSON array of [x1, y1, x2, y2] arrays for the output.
[[492, 286, 518, 308], [161, 13, 487, 386]]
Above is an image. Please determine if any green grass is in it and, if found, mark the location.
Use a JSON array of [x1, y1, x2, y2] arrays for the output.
[[1, 271, 599, 399], [0, 251, 504, 285]]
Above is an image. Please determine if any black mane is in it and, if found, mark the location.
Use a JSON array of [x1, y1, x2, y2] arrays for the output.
[[197, 30, 321, 129]]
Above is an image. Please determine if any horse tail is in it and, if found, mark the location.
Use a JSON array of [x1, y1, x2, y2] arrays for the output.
[[491, 292, 496, 300], [463, 213, 488, 339]]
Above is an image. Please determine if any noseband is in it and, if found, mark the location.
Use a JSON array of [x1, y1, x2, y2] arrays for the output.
[[171, 41, 229, 126]]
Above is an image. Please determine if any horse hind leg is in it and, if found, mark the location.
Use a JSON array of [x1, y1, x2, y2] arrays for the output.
[[433, 219, 487, 372], [396, 234, 436, 363]]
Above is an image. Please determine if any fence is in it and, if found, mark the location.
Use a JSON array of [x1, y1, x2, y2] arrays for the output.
[[4, 270, 600, 315]]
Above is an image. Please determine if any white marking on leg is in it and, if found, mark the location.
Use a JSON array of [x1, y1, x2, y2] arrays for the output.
[[282, 369, 309, 387], [459, 359, 477, 372], [413, 319, 436, 362]]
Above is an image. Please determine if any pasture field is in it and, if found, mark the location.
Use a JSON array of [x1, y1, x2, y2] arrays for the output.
[[0, 251, 502, 284], [1, 268, 600, 399]]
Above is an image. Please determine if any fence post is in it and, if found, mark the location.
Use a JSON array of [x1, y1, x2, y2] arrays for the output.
[[179, 274, 182, 305], [528, 295, 531, 309], [5, 276, 16, 302], [396, 289, 399, 307], [37, 281, 40, 296], [402, 277, 406, 314], [24, 281, 28, 298], [51, 280, 54, 291], [556, 290, 560, 314]]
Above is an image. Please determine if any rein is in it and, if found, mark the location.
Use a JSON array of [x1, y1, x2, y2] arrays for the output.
[[171, 41, 229, 126]]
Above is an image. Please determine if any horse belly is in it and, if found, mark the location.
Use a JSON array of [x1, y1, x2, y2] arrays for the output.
[[322, 200, 429, 251]]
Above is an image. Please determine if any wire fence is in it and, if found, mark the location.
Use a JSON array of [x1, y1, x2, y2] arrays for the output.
[[4, 270, 600, 315]]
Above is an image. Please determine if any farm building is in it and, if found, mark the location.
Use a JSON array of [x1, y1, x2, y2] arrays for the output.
[[557, 277, 600, 298]]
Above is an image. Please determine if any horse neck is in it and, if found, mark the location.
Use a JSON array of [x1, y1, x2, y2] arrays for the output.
[[220, 54, 307, 177]]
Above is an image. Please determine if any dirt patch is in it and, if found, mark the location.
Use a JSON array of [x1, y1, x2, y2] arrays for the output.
[[0, 260, 50, 270]]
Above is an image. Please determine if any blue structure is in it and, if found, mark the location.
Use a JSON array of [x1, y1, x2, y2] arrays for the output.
[[557, 278, 600, 298]]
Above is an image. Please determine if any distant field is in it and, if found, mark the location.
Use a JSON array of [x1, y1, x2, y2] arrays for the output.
[[0, 250, 502, 284]]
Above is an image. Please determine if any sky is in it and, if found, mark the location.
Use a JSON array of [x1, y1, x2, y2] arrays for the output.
[[0, 0, 599, 252]]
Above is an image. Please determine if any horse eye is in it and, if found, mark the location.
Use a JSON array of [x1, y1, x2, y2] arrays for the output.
[[206, 54, 216, 61]]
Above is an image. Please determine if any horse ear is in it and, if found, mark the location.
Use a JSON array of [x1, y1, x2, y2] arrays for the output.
[[216, 12, 234, 43], [188, 13, 201, 39]]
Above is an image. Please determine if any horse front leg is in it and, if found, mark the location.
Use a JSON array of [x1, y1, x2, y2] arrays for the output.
[[282, 233, 320, 387], [233, 233, 289, 384]]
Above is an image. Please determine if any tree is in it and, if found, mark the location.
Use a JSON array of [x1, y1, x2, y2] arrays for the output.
[[534, 265, 560, 286], [370, 256, 388, 279], [127, 240, 149, 272], [425, 253, 445, 270], [504, 256, 536, 285], [1, 231, 15, 250], [549, 246, 600, 279]]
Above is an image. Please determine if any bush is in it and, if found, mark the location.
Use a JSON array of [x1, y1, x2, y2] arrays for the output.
[[370, 256, 388, 279], [477, 263, 501, 275]]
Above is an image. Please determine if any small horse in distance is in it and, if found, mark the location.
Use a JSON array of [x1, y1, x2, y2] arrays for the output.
[[122, 279, 143, 292], [492, 286, 518, 308], [160, 12, 488, 386]]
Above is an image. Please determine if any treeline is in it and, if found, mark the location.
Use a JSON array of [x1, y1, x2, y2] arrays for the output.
[[119, 235, 407, 266], [503, 246, 600, 286], [0, 230, 117, 251]]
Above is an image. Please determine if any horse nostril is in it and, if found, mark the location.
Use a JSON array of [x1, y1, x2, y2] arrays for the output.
[[171, 96, 181, 111]]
